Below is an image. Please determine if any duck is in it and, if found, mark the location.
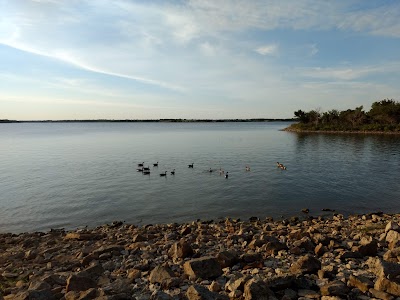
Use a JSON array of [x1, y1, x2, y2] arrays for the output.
[[209, 168, 213, 173], [143, 166, 150, 171], [143, 170, 150, 175], [245, 165, 251, 171], [188, 163, 194, 168], [225, 172, 229, 179], [138, 162, 144, 167], [137, 167, 144, 172], [153, 162, 159, 167], [160, 171, 167, 177], [171, 169, 175, 175]]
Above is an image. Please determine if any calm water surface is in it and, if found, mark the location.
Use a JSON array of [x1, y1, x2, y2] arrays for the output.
[[0, 122, 399, 233]]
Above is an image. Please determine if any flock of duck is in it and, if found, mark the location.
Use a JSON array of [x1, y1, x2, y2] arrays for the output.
[[136, 161, 287, 178], [136, 162, 229, 178]]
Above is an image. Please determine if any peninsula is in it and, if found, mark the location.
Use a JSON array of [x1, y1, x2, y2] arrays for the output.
[[285, 99, 400, 133]]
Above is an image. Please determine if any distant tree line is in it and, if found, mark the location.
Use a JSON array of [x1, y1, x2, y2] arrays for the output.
[[289, 99, 400, 132]]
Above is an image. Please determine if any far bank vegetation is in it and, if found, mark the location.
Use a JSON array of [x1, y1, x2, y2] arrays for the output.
[[287, 99, 400, 132]]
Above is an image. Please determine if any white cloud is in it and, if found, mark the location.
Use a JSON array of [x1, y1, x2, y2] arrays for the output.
[[301, 63, 400, 81], [255, 44, 279, 56], [200, 42, 216, 56], [309, 44, 318, 56]]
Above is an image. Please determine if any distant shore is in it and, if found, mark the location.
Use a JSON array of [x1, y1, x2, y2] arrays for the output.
[[0, 118, 295, 123]]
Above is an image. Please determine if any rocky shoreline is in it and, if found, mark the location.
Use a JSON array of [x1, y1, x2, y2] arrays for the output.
[[2, 213, 400, 299]]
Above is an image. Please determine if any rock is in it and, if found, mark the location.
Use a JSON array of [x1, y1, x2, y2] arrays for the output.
[[184, 257, 222, 280], [282, 288, 297, 300], [263, 240, 287, 255], [151, 290, 173, 300], [353, 236, 378, 256], [348, 274, 373, 293], [64, 232, 100, 240], [149, 265, 175, 284], [127, 268, 142, 281], [386, 230, 400, 250], [78, 288, 98, 300], [383, 247, 400, 262], [339, 250, 363, 260], [105, 278, 131, 295], [385, 221, 400, 234], [297, 289, 320, 299], [315, 243, 327, 256], [243, 279, 277, 300], [320, 280, 350, 297], [92, 245, 124, 256], [367, 257, 400, 279], [225, 275, 250, 292], [28, 280, 52, 291], [264, 275, 295, 290], [186, 284, 229, 300], [6, 290, 55, 300], [132, 233, 147, 242], [169, 239, 193, 259], [289, 254, 321, 274], [78, 263, 104, 279], [66, 274, 97, 292], [369, 288, 394, 300], [374, 276, 400, 296], [209, 281, 221, 292], [216, 250, 238, 268], [293, 237, 315, 252], [240, 253, 262, 264]]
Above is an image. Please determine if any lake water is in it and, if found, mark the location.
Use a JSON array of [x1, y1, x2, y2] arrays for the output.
[[0, 122, 399, 233]]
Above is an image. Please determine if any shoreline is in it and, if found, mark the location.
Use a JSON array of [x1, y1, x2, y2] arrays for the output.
[[283, 127, 400, 135], [2, 212, 400, 299]]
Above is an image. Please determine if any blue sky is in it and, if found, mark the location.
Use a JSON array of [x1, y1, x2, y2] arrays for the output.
[[1, 0, 400, 120]]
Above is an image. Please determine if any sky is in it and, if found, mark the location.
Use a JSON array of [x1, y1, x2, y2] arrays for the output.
[[1, 0, 400, 120]]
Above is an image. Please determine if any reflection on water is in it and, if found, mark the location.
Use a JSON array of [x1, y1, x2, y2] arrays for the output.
[[0, 122, 399, 233]]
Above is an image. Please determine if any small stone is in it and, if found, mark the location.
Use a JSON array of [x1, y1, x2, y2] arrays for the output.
[[169, 239, 193, 259], [244, 279, 276, 300], [320, 280, 350, 297], [348, 274, 373, 293], [385, 221, 400, 234], [186, 284, 228, 300], [209, 281, 221, 292], [369, 288, 394, 300], [289, 254, 321, 274]]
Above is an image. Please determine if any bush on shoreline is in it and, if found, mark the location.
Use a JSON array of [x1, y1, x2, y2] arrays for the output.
[[287, 99, 400, 132]]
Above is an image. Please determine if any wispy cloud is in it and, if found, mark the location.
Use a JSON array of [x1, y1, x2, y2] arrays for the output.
[[301, 63, 400, 81], [308, 44, 318, 56], [255, 44, 279, 56]]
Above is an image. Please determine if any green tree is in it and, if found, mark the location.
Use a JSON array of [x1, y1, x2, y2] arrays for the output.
[[368, 99, 400, 124]]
